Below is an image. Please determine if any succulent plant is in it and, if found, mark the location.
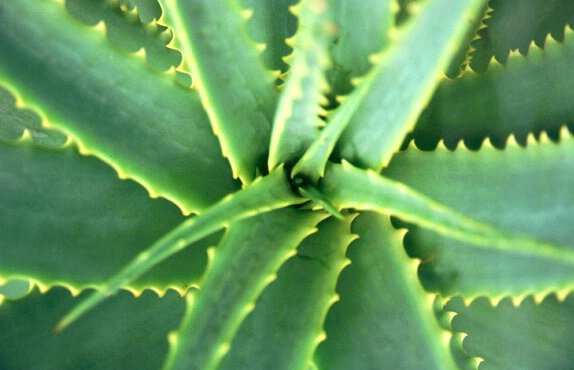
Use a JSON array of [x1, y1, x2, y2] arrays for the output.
[[1, 0, 574, 369]]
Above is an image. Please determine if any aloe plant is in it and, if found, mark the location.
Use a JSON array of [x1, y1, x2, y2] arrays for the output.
[[1, 0, 574, 368]]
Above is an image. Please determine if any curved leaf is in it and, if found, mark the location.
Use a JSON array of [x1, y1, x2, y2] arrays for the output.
[[159, 0, 277, 182], [470, 0, 574, 72], [446, 294, 574, 370], [316, 213, 459, 370], [320, 162, 574, 264], [165, 208, 326, 370], [0, 139, 217, 292], [58, 166, 303, 330], [0, 288, 185, 370], [219, 214, 355, 370], [412, 31, 574, 150], [385, 130, 574, 297], [334, 0, 486, 171], [268, 0, 333, 170], [0, 0, 238, 215]]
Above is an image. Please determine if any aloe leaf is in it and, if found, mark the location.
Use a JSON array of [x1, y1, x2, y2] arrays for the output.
[[0, 287, 184, 370], [0, 86, 67, 148], [412, 31, 574, 150], [57, 166, 303, 330], [66, 0, 181, 71], [0, 139, 220, 292], [316, 213, 458, 370], [239, 0, 297, 73], [327, 0, 393, 97], [293, 0, 485, 181], [119, 0, 163, 23], [267, 0, 333, 170], [219, 214, 355, 369], [446, 294, 574, 370], [164, 208, 326, 370], [332, 0, 485, 171], [320, 161, 574, 264], [0, 280, 32, 301], [159, 0, 277, 183], [0, 0, 238, 215], [385, 129, 574, 297], [470, 0, 574, 72]]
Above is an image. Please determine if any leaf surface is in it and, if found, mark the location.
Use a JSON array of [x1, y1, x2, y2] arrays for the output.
[[58, 167, 303, 330], [267, 0, 333, 170], [469, 0, 574, 71], [320, 162, 574, 264], [446, 294, 574, 370], [385, 130, 574, 297], [160, 0, 277, 182], [0, 139, 218, 292], [0, 288, 184, 370], [165, 208, 326, 370], [0, 0, 238, 214], [334, 0, 486, 171], [219, 214, 355, 370], [412, 32, 574, 150], [239, 0, 297, 73], [316, 213, 459, 370], [326, 0, 393, 96]]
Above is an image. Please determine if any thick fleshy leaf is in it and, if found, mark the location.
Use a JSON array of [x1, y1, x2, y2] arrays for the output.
[[316, 213, 459, 370], [470, 0, 574, 72], [66, 0, 181, 71], [320, 162, 574, 264], [267, 0, 333, 170], [0, 139, 219, 292], [119, 0, 163, 23], [239, 0, 297, 73], [446, 294, 574, 370], [385, 130, 574, 297], [58, 167, 304, 330], [0, 85, 67, 147], [0, 288, 185, 370], [334, 0, 486, 171], [159, 0, 277, 183], [412, 31, 574, 150], [293, 0, 485, 181], [0, 0, 238, 215], [164, 209, 326, 370], [326, 0, 393, 97], [219, 214, 355, 369]]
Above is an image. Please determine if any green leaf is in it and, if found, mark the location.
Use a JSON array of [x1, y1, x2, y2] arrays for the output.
[[470, 0, 574, 72], [119, 0, 163, 23], [0, 139, 218, 292], [316, 213, 459, 370], [0, 85, 67, 147], [267, 0, 333, 171], [66, 0, 181, 71], [58, 166, 303, 330], [159, 0, 277, 183], [0, 0, 238, 215], [0, 287, 185, 370], [219, 214, 355, 369], [446, 294, 574, 370], [164, 208, 326, 370], [320, 161, 574, 264], [412, 31, 574, 150], [334, 0, 486, 171], [327, 0, 394, 97], [385, 129, 574, 297], [239, 0, 297, 73]]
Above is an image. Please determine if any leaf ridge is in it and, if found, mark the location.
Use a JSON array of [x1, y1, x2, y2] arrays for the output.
[[159, 0, 278, 183], [267, 0, 334, 170], [56, 167, 303, 331]]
